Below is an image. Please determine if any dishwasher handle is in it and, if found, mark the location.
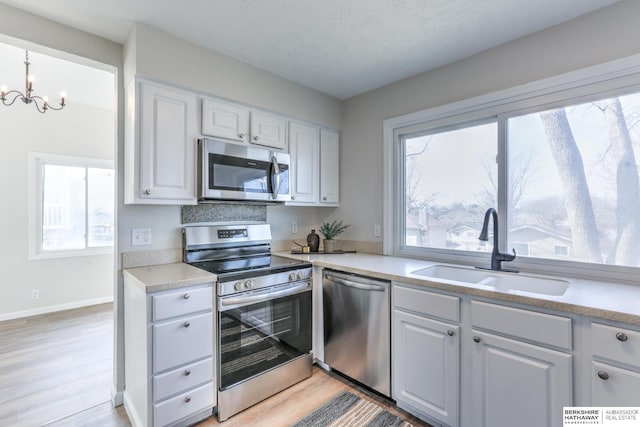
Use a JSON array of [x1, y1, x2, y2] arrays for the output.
[[324, 274, 387, 292]]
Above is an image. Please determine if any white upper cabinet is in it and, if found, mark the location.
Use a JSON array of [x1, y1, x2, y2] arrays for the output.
[[250, 111, 287, 150], [319, 129, 339, 205], [289, 121, 320, 204], [201, 98, 287, 150], [201, 98, 249, 143], [125, 79, 198, 205], [288, 122, 340, 206]]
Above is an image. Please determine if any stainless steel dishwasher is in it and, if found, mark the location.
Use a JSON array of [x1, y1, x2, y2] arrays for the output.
[[323, 269, 391, 397]]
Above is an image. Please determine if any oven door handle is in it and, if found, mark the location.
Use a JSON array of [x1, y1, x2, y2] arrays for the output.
[[220, 282, 310, 309]]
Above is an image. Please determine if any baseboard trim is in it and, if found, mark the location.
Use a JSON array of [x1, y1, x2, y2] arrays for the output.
[[0, 296, 113, 321]]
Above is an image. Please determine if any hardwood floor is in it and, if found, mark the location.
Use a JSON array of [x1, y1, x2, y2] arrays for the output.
[[0, 304, 431, 427], [195, 367, 432, 427], [0, 303, 118, 427]]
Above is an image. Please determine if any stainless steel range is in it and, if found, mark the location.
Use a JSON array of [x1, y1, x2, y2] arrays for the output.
[[183, 224, 313, 422]]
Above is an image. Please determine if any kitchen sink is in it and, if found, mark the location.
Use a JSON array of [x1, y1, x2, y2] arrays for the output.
[[411, 264, 570, 296], [412, 264, 487, 284], [478, 274, 569, 296]]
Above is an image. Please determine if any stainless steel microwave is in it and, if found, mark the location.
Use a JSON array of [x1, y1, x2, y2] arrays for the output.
[[197, 138, 290, 202]]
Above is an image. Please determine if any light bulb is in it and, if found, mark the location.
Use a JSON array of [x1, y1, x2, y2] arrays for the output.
[[43, 96, 49, 103], [60, 91, 67, 98], [28, 75, 35, 82], [1, 85, 7, 92]]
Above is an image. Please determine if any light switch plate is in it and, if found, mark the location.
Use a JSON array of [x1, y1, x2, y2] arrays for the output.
[[132, 228, 152, 245]]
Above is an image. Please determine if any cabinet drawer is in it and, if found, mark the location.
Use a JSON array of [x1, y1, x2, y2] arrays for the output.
[[394, 284, 460, 322], [153, 286, 212, 322], [591, 361, 640, 406], [153, 312, 213, 373], [154, 357, 214, 402], [591, 323, 640, 368], [471, 300, 572, 350], [153, 382, 214, 427]]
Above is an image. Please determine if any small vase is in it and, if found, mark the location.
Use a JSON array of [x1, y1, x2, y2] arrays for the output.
[[323, 239, 335, 253], [307, 230, 320, 252]]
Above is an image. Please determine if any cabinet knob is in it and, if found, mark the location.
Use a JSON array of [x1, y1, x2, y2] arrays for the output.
[[447, 330, 455, 337], [183, 322, 191, 328], [473, 336, 481, 343], [184, 369, 191, 376], [183, 293, 190, 300], [291, 196, 296, 200], [253, 135, 259, 141], [184, 396, 192, 403], [597, 371, 610, 380], [238, 133, 245, 139], [144, 189, 151, 195], [616, 332, 628, 342], [322, 196, 328, 201]]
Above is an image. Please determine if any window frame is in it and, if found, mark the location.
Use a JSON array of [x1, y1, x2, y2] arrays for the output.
[[383, 53, 640, 283], [29, 152, 114, 260]]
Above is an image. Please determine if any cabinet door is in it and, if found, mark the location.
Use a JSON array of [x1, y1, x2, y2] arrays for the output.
[[471, 331, 572, 427], [250, 111, 287, 150], [393, 309, 459, 427], [139, 82, 197, 203], [591, 361, 640, 406], [201, 98, 249, 142], [288, 121, 319, 204], [320, 129, 339, 205]]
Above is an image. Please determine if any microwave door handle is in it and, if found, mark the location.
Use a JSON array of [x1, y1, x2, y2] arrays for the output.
[[270, 156, 280, 199]]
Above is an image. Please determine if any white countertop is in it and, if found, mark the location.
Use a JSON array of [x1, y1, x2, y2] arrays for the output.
[[275, 251, 640, 325], [123, 262, 217, 293]]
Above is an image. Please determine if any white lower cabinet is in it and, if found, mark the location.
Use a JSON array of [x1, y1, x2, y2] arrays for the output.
[[469, 301, 573, 427], [590, 322, 640, 406], [470, 331, 572, 427], [124, 280, 215, 427], [393, 310, 459, 426], [392, 283, 460, 427]]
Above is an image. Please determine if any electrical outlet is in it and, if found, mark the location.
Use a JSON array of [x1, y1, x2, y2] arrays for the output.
[[291, 221, 298, 234], [132, 228, 152, 245], [373, 224, 381, 238], [31, 290, 39, 300]]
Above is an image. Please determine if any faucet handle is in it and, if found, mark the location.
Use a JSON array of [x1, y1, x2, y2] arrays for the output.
[[505, 248, 516, 261]]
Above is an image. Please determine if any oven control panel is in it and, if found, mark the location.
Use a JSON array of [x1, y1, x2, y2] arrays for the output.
[[219, 268, 312, 296], [217, 228, 248, 239]]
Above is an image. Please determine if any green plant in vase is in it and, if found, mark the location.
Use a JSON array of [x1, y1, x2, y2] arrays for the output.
[[319, 220, 350, 252]]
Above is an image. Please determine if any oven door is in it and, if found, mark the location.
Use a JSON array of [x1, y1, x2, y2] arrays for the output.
[[217, 281, 311, 391], [198, 138, 290, 202]]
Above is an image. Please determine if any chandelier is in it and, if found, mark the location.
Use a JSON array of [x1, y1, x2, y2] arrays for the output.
[[1, 50, 66, 113]]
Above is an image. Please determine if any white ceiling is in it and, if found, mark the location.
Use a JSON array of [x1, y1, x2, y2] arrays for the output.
[[0, 0, 622, 99]]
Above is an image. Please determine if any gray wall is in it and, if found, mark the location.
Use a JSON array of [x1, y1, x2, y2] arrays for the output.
[[338, 0, 640, 245]]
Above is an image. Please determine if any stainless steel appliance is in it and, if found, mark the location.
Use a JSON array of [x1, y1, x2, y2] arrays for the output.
[[197, 138, 290, 202], [183, 224, 312, 421], [323, 269, 391, 397]]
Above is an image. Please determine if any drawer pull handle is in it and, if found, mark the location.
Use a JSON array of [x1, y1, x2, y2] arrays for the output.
[[183, 293, 190, 300], [616, 332, 628, 342], [598, 371, 610, 380], [238, 133, 245, 139], [447, 330, 455, 337], [184, 369, 191, 376], [184, 396, 192, 403], [183, 322, 191, 328], [473, 336, 481, 343]]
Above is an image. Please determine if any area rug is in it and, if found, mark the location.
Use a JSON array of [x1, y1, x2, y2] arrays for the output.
[[291, 390, 414, 427]]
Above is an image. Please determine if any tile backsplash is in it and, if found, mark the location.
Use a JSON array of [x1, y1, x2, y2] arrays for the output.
[[181, 203, 266, 224]]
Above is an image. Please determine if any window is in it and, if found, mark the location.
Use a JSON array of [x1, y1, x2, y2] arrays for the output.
[[402, 122, 497, 252], [30, 153, 114, 259], [385, 55, 640, 279]]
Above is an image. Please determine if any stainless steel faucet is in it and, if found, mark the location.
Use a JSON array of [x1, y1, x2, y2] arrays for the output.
[[478, 208, 518, 272]]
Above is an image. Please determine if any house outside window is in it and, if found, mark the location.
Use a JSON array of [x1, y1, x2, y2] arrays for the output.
[[385, 56, 640, 281], [29, 152, 114, 259]]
